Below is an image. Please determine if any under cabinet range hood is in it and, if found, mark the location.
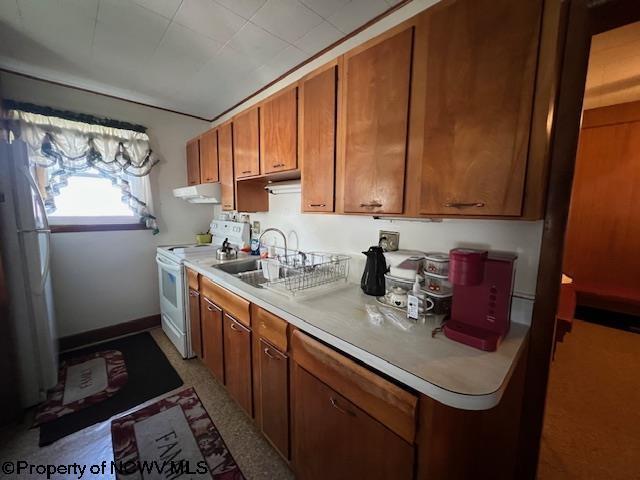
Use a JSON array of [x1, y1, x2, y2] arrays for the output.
[[173, 183, 221, 203]]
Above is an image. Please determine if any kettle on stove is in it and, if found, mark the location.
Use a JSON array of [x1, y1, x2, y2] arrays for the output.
[[361, 246, 388, 296]]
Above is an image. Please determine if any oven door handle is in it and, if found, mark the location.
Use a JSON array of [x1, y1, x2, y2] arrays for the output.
[[155, 255, 181, 272]]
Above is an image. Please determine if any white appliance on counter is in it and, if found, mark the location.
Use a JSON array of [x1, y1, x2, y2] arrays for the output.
[[0, 140, 58, 407], [156, 219, 250, 358]]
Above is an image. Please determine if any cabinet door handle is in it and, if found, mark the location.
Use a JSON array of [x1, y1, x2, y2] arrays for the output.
[[443, 202, 486, 208], [230, 322, 241, 332], [308, 203, 326, 208], [224, 204, 232, 208], [263, 347, 279, 360], [189, 290, 199, 297], [330, 397, 355, 417], [204, 299, 221, 312], [360, 202, 383, 208]]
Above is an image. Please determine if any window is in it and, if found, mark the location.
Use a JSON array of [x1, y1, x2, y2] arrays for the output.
[[47, 169, 137, 226]]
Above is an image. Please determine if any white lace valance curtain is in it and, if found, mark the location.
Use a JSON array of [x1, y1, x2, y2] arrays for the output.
[[4, 109, 160, 232]]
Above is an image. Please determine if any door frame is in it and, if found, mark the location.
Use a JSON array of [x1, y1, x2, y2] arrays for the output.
[[517, 0, 640, 477]]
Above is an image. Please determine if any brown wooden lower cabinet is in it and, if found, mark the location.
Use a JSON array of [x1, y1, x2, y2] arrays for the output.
[[200, 296, 224, 383], [292, 365, 414, 480], [188, 288, 202, 358], [257, 338, 289, 459], [223, 314, 253, 416]]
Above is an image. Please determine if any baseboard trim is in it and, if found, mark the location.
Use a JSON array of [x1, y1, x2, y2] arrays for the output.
[[59, 314, 161, 351]]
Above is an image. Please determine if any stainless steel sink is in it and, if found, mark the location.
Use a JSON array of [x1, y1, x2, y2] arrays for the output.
[[213, 258, 262, 275], [212, 257, 296, 288]]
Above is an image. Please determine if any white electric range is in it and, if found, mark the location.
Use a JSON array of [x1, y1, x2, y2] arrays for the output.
[[156, 220, 250, 358]]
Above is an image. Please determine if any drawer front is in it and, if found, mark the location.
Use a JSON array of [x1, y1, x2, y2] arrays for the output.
[[186, 268, 199, 291], [201, 277, 250, 327], [291, 329, 417, 444], [252, 305, 288, 352]]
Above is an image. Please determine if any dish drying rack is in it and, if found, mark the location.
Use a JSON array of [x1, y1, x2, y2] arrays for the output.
[[264, 247, 350, 296]]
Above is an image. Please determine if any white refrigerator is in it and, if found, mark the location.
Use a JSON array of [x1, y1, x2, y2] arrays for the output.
[[0, 140, 58, 407]]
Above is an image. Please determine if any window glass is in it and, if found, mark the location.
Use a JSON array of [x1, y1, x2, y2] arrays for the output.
[[48, 170, 134, 219]]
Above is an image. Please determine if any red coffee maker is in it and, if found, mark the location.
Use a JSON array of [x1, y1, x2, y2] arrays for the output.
[[443, 248, 517, 351]]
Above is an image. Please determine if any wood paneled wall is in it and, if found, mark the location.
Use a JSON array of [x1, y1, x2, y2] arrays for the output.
[[563, 100, 640, 309]]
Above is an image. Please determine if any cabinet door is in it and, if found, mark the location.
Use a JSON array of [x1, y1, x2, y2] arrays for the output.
[[341, 27, 413, 214], [186, 138, 201, 185], [223, 314, 253, 416], [292, 366, 413, 480], [233, 107, 260, 178], [199, 129, 219, 183], [258, 339, 289, 459], [188, 288, 202, 358], [218, 122, 235, 211], [201, 296, 224, 383], [261, 88, 297, 174], [300, 64, 337, 213], [410, 0, 542, 216]]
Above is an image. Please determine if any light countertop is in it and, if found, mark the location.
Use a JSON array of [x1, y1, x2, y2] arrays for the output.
[[185, 256, 530, 411]]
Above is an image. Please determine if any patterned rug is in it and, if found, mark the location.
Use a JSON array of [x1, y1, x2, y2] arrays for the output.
[[34, 350, 127, 426], [111, 387, 244, 480]]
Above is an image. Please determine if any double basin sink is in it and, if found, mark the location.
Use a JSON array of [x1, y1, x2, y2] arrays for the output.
[[212, 257, 284, 288]]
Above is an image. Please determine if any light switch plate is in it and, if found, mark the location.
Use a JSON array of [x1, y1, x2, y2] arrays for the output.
[[379, 231, 399, 251]]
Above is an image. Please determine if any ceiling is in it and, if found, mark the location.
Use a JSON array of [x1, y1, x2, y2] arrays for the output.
[[585, 20, 640, 110], [0, 0, 401, 120]]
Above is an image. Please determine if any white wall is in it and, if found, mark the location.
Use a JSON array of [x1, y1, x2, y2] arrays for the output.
[[250, 194, 543, 298], [0, 72, 216, 337]]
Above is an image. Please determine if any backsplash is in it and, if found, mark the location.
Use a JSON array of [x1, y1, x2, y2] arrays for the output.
[[242, 193, 544, 298]]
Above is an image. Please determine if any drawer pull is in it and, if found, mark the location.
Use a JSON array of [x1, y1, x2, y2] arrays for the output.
[[444, 202, 485, 208], [224, 204, 232, 208], [308, 203, 326, 208], [272, 163, 285, 168], [263, 347, 279, 360], [189, 290, 199, 297], [230, 322, 241, 332], [330, 397, 354, 417], [241, 170, 252, 174], [207, 305, 215, 311], [360, 202, 383, 208]]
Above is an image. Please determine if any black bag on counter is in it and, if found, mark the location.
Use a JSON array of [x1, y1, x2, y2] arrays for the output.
[[361, 246, 387, 296]]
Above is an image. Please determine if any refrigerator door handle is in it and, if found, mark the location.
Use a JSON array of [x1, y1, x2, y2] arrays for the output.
[[39, 229, 51, 295], [20, 165, 50, 231]]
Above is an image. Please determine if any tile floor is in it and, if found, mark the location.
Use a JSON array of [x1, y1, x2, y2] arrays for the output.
[[0, 328, 293, 480]]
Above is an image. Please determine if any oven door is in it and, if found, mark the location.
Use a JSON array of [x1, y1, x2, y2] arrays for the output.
[[155, 254, 185, 331]]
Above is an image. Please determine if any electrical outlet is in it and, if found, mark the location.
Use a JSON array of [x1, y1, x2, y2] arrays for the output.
[[379, 231, 399, 251]]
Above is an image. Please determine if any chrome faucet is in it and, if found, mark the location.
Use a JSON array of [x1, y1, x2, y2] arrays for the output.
[[259, 228, 288, 260]]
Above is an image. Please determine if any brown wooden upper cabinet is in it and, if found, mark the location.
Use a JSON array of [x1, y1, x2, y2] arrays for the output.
[[261, 87, 298, 174], [199, 129, 219, 183], [339, 26, 414, 215], [233, 107, 260, 179], [218, 122, 235, 211], [300, 62, 338, 213], [407, 0, 543, 216], [186, 138, 200, 185]]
